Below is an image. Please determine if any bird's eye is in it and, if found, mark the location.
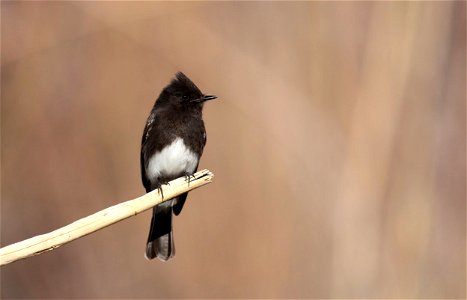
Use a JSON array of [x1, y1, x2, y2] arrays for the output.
[[182, 95, 189, 101]]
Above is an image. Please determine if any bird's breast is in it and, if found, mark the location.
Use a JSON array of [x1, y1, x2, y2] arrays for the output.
[[146, 137, 198, 182]]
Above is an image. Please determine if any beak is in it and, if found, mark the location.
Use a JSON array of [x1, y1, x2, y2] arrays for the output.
[[192, 95, 217, 103]]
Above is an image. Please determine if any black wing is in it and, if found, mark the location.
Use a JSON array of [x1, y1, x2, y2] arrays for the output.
[[140, 111, 156, 193]]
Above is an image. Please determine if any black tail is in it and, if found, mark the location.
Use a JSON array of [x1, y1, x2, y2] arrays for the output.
[[145, 200, 175, 261]]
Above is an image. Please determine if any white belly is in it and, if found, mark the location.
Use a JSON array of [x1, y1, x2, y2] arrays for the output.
[[146, 137, 198, 182]]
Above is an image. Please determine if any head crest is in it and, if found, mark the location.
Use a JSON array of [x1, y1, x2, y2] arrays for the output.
[[166, 72, 202, 95]]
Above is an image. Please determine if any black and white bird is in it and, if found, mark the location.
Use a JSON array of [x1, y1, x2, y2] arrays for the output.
[[140, 72, 217, 261]]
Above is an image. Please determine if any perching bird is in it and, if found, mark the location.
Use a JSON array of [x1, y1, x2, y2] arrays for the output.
[[140, 72, 217, 261]]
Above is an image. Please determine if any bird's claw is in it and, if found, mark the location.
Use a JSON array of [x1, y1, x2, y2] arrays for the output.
[[156, 185, 164, 200], [156, 179, 171, 200], [184, 173, 196, 186]]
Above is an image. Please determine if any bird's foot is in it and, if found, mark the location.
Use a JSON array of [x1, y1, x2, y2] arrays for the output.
[[156, 185, 164, 200], [184, 173, 196, 186], [156, 179, 171, 200]]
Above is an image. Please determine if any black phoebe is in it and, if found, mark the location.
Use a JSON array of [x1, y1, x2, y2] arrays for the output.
[[140, 72, 217, 261]]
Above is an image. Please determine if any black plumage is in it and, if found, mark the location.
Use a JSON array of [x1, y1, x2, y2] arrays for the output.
[[140, 72, 216, 261]]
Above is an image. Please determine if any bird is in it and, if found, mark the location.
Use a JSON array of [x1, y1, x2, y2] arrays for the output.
[[140, 72, 217, 261]]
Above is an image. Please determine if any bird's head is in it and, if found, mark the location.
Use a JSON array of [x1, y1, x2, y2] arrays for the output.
[[162, 72, 217, 107]]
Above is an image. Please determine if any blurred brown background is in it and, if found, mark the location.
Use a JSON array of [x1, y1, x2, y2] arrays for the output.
[[1, 1, 465, 298]]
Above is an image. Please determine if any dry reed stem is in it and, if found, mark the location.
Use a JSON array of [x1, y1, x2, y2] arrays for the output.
[[0, 169, 214, 266]]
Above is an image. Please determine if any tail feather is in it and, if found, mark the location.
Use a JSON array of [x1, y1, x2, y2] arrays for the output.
[[145, 200, 175, 261], [145, 231, 175, 261]]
